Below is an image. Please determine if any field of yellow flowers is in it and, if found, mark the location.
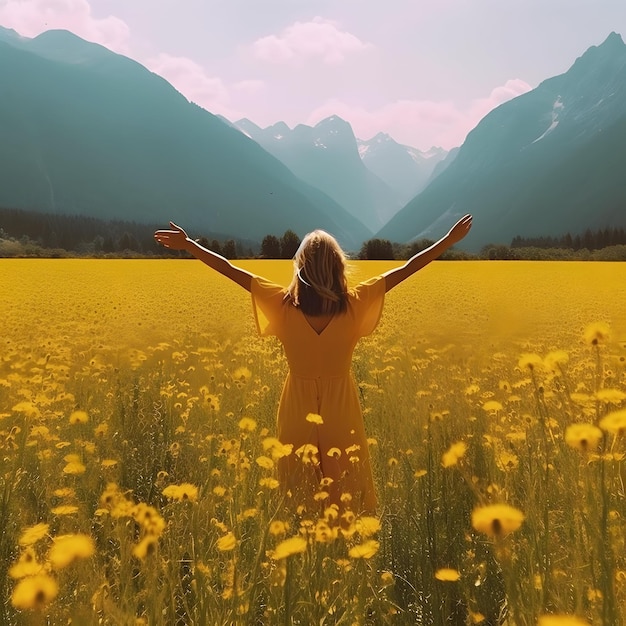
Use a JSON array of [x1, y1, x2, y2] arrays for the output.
[[1, 258, 625, 625]]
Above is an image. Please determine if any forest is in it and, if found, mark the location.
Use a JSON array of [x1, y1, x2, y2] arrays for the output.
[[1, 206, 625, 261]]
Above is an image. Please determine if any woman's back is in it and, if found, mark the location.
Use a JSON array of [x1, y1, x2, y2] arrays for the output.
[[251, 275, 385, 379]]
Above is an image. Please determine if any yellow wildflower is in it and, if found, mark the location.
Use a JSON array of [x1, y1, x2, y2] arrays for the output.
[[216, 532, 237, 552], [262, 437, 293, 460], [49, 533, 95, 569], [9, 549, 44, 579], [584, 322, 610, 346], [238, 417, 257, 432], [348, 539, 379, 559], [314, 520, 337, 543], [94, 422, 109, 437], [11, 401, 40, 418], [518, 353, 543, 371], [69, 410, 89, 424], [259, 477, 280, 489], [435, 568, 461, 581], [599, 410, 626, 436], [482, 401, 503, 413], [305, 413, 324, 425], [442, 441, 467, 467], [596, 388, 626, 404], [295, 443, 319, 465], [11, 574, 58, 610], [232, 367, 251, 382], [51, 505, 79, 516], [565, 423, 603, 452], [62, 461, 86, 475], [269, 520, 288, 536], [162, 483, 198, 502], [18, 523, 49, 547], [133, 535, 158, 560], [471, 504, 524, 538], [255, 455, 274, 470], [271, 536, 307, 560], [355, 516, 381, 537]]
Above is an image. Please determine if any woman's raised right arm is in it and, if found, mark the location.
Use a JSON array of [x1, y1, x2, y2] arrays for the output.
[[154, 222, 254, 292]]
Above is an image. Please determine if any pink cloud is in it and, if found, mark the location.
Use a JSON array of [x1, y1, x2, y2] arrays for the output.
[[468, 79, 532, 121], [252, 16, 371, 65], [145, 53, 260, 122], [0, 0, 130, 53], [147, 54, 229, 104], [307, 79, 533, 150]]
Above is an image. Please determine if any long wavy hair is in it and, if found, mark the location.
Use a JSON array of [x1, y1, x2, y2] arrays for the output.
[[287, 230, 349, 316]]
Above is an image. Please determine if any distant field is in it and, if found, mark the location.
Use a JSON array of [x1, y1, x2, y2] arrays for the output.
[[1, 259, 625, 624]]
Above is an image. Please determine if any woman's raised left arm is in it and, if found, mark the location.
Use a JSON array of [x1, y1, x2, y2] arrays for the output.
[[382, 214, 473, 292]]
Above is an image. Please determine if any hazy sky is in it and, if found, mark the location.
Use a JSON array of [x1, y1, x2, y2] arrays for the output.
[[1, 0, 625, 150]]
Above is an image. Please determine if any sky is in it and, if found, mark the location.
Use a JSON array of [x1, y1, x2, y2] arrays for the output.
[[1, 0, 625, 151]]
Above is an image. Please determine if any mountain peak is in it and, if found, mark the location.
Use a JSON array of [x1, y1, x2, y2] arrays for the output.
[[574, 31, 626, 66], [601, 31, 625, 48], [316, 115, 350, 130], [28, 28, 113, 64]]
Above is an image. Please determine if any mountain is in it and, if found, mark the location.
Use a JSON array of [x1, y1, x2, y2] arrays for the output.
[[232, 116, 403, 232], [357, 134, 448, 205], [376, 32, 626, 251], [0, 27, 371, 249]]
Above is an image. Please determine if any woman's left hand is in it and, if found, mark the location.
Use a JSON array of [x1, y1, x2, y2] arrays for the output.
[[446, 214, 473, 244], [154, 222, 191, 250]]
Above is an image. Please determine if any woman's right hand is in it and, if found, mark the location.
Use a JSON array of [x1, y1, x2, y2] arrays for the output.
[[154, 222, 191, 250]]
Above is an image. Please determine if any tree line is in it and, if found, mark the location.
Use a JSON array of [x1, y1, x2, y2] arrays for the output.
[[1, 206, 625, 261], [0, 207, 256, 258], [511, 227, 626, 251]]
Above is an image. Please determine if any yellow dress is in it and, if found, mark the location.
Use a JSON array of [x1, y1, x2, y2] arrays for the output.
[[251, 275, 385, 512]]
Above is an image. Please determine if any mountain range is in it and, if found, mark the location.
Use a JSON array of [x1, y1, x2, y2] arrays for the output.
[[1, 26, 625, 252], [0, 26, 369, 249], [230, 117, 446, 232], [377, 32, 626, 251]]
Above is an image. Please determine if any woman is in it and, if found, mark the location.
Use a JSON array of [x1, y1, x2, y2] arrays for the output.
[[154, 214, 472, 512]]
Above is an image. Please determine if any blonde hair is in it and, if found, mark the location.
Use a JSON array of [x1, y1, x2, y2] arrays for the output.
[[287, 230, 348, 316]]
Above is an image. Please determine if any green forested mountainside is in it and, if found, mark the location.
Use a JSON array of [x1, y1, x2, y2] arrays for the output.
[[0, 30, 370, 250], [376, 33, 626, 251]]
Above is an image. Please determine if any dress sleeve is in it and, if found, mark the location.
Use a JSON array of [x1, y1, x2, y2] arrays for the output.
[[251, 276, 287, 337], [351, 275, 386, 337]]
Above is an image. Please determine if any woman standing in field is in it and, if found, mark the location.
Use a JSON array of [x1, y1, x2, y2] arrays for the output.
[[154, 214, 472, 512]]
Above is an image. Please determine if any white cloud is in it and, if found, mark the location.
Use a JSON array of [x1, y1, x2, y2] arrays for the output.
[[252, 16, 371, 65], [307, 79, 533, 150], [0, 0, 130, 53]]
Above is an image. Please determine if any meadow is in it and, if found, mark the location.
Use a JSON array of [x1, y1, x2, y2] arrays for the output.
[[1, 258, 625, 625]]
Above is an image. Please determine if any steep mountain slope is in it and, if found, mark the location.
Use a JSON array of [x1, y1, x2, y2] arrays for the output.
[[234, 116, 402, 231], [357, 134, 447, 205], [0, 28, 370, 249], [376, 32, 626, 251]]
